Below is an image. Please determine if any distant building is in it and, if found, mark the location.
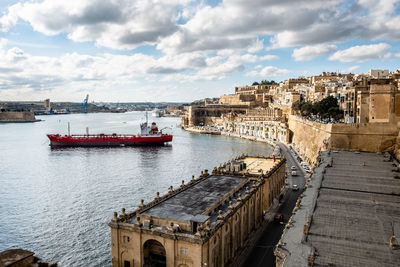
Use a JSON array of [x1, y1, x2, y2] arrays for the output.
[[368, 69, 389, 79]]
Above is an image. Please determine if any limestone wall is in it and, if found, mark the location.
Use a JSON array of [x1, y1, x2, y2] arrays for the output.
[[330, 122, 397, 152], [288, 115, 331, 166], [0, 111, 37, 122], [288, 115, 398, 166]]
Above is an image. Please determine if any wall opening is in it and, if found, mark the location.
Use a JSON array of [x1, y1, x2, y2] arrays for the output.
[[143, 239, 166, 267]]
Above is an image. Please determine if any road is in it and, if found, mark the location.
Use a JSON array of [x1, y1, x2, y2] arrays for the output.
[[241, 142, 306, 267]]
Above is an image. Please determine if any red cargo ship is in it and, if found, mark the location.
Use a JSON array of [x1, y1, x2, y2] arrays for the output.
[[47, 120, 172, 147]]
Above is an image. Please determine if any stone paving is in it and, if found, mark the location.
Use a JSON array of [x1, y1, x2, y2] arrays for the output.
[[276, 150, 400, 267]]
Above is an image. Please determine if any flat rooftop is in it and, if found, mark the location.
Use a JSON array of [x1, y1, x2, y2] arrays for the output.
[[0, 249, 34, 266], [309, 151, 400, 266], [242, 157, 280, 175], [141, 175, 247, 222]]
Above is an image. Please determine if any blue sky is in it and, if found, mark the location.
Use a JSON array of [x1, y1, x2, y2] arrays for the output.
[[0, 0, 399, 102]]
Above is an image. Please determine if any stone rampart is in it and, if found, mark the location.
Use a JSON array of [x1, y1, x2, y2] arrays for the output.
[[288, 115, 398, 166], [330, 122, 397, 152], [288, 115, 331, 166], [0, 111, 38, 122]]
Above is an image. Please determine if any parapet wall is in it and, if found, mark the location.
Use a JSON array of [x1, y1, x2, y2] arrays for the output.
[[330, 122, 397, 152], [288, 115, 398, 166], [0, 111, 37, 122]]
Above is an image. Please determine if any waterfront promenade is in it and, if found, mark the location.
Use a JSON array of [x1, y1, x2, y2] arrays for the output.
[[184, 126, 221, 135], [185, 127, 277, 146]]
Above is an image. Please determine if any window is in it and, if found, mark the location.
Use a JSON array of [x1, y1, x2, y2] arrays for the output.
[[180, 247, 188, 255], [123, 236, 130, 243]]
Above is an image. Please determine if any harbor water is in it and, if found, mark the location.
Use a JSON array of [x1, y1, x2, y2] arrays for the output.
[[0, 112, 273, 266]]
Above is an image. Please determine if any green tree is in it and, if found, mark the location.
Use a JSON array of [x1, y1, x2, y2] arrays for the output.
[[293, 96, 343, 121], [292, 100, 302, 112]]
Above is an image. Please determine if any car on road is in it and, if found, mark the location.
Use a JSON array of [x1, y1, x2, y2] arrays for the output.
[[292, 184, 299, 191], [274, 213, 284, 223], [291, 166, 296, 170], [291, 170, 297, 176]]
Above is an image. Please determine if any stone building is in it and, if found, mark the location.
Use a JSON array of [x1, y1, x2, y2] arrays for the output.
[[355, 78, 400, 123], [109, 156, 286, 267], [182, 105, 248, 127], [219, 84, 276, 108], [223, 119, 288, 143]]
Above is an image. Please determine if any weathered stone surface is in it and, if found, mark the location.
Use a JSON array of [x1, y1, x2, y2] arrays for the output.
[[288, 115, 398, 166]]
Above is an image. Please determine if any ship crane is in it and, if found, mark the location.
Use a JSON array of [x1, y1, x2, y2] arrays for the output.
[[82, 94, 89, 113]]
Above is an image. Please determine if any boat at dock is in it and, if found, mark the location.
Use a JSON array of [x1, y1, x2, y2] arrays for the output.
[[47, 117, 172, 147], [152, 108, 161, 117]]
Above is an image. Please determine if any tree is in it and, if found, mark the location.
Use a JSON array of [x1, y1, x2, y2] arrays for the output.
[[292, 96, 343, 121], [260, 80, 276, 85], [292, 100, 301, 112], [252, 81, 259, 85]]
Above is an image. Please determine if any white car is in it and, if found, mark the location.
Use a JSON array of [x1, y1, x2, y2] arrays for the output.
[[292, 184, 299, 191], [291, 170, 297, 176], [291, 166, 296, 170]]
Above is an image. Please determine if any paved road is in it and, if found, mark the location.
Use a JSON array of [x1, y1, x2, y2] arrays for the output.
[[241, 142, 306, 267]]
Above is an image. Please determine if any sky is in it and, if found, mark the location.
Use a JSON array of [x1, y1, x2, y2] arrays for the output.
[[0, 0, 399, 102]]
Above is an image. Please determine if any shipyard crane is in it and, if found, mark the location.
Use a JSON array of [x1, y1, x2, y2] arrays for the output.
[[82, 94, 89, 113]]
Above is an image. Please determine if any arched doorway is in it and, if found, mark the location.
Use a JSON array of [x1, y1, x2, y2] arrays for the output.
[[143, 239, 166, 267]]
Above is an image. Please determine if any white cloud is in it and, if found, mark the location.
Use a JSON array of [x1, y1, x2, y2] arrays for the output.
[[246, 66, 289, 77], [0, 3, 20, 32], [248, 38, 264, 53], [2, 0, 400, 54], [5, 0, 189, 50], [0, 39, 277, 100], [157, 0, 351, 53], [395, 53, 400, 58], [346, 65, 360, 73], [292, 44, 337, 61], [329, 43, 391, 62]]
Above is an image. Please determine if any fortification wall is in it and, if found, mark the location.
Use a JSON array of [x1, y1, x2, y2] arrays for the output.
[[330, 122, 397, 152], [288, 115, 331, 166], [288, 115, 398, 166], [0, 111, 37, 122]]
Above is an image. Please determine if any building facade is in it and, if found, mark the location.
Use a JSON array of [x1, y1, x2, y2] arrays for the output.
[[109, 156, 286, 267]]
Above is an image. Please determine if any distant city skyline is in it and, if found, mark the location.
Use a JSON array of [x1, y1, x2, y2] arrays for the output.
[[0, 0, 399, 102]]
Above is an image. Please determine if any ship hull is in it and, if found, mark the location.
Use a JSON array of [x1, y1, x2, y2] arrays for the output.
[[47, 134, 173, 147]]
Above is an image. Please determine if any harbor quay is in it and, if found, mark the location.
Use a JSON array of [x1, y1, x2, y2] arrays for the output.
[[109, 155, 286, 267]]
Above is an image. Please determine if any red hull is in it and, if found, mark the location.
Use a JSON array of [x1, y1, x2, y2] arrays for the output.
[[47, 134, 173, 147]]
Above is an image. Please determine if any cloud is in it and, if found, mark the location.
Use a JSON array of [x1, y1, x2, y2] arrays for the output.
[[329, 43, 391, 62], [246, 66, 289, 77], [157, 0, 333, 53], [0, 39, 276, 100], [5, 0, 187, 50], [292, 44, 337, 61], [346, 65, 360, 73], [248, 38, 264, 53], [0, 3, 20, 32], [2, 0, 400, 54]]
